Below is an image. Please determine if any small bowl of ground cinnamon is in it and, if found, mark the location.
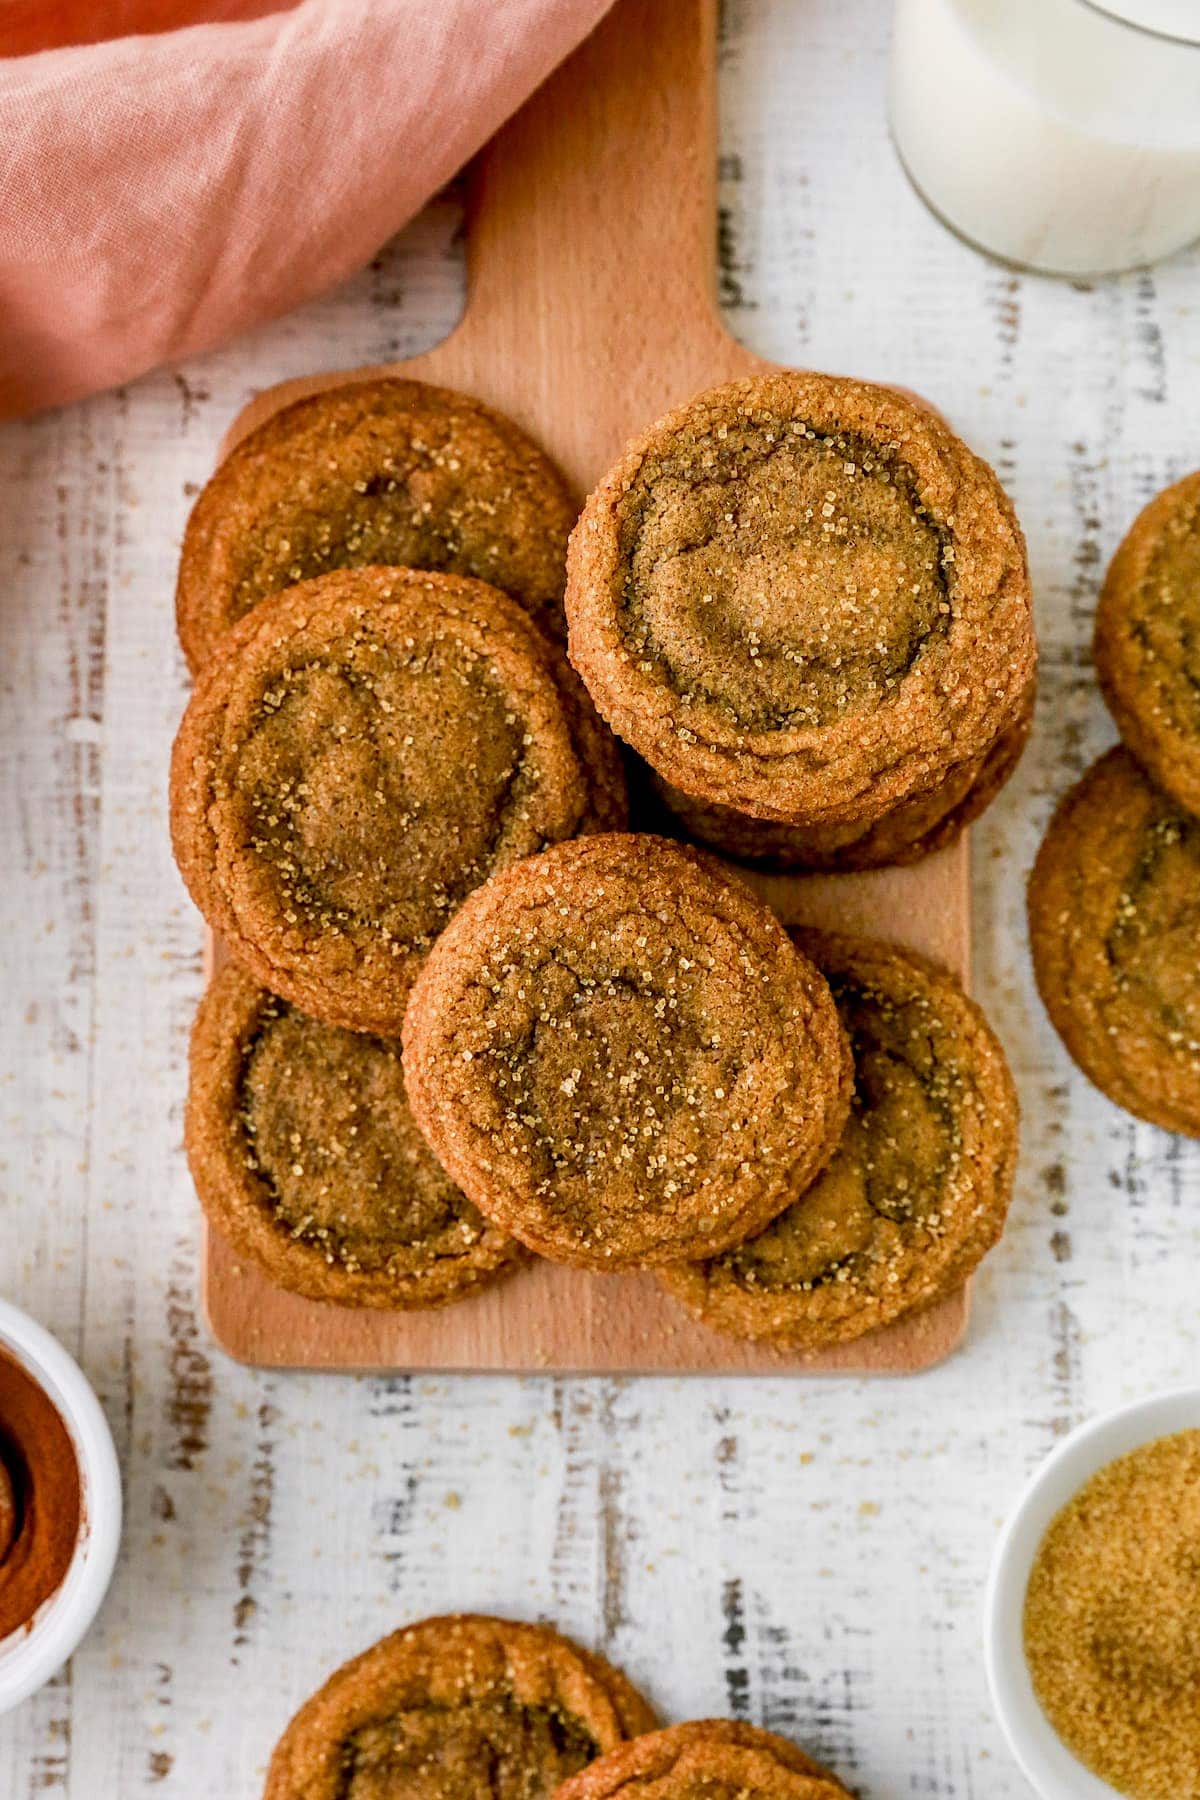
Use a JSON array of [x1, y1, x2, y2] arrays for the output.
[[984, 1387, 1200, 1800], [0, 1300, 121, 1713]]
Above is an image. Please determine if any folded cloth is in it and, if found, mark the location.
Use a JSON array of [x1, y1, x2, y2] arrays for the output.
[[0, 0, 613, 417]]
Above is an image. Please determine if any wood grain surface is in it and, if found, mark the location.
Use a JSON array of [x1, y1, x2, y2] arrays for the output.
[[3, 2, 1199, 1795], [203, 0, 971, 1376]]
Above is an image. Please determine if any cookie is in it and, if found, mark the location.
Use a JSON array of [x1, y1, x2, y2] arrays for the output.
[[655, 680, 1033, 870], [177, 377, 576, 669], [263, 1613, 657, 1800], [402, 834, 852, 1271], [566, 370, 1034, 826], [1028, 746, 1200, 1136], [1094, 470, 1200, 817], [659, 929, 1018, 1350], [170, 567, 626, 1034], [555, 1720, 850, 1800], [185, 964, 522, 1309]]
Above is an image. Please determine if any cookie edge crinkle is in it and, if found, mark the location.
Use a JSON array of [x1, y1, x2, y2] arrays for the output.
[[655, 675, 1034, 872]]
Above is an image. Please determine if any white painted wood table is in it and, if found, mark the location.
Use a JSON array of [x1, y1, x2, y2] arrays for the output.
[[2, 3, 1199, 1794]]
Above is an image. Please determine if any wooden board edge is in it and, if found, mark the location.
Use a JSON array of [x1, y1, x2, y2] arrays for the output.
[[201, 1225, 971, 1378]]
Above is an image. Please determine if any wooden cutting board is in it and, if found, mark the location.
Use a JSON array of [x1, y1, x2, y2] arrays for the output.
[[200, 0, 972, 1375]]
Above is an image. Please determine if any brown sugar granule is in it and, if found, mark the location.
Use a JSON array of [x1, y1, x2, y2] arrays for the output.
[[1024, 1429, 1200, 1800]]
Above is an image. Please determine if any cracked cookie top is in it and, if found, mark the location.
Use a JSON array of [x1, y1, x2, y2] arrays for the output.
[[402, 834, 851, 1271], [263, 1614, 656, 1800], [567, 372, 1033, 826], [185, 964, 522, 1309], [177, 377, 577, 669], [170, 567, 625, 1035], [659, 929, 1018, 1349]]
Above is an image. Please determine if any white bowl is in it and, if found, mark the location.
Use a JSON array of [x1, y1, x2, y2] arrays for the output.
[[0, 1300, 122, 1713], [984, 1385, 1200, 1800]]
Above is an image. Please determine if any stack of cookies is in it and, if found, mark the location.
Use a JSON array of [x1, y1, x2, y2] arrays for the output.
[[1029, 472, 1200, 1139], [262, 1611, 856, 1800], [566, 372, 1036, 870], [171, 370, 1027, 1353]]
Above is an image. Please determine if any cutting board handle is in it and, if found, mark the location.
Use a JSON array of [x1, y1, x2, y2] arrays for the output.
[[457, 0, 727, 450], [223, 0, 729, 485]]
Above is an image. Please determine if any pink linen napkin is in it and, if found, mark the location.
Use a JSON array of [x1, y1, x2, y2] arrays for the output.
[[0, 0, 613, 418]]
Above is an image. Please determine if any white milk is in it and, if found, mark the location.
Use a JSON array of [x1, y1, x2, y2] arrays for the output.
[[889, 0, 1200, 276]]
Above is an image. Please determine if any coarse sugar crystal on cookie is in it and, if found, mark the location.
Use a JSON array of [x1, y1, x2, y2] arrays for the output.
[[1094, 470, 1200, 818], [659, 929, 1018, 1350], [169, 567, 626, 1036], [177, 377, 577, 668], [263, 1614, 657, 1800], [566, 370, 1034, 827], [1028, 746, 1200, 1136], [554, 1720, 852, 1800], [186, 964, 523, 1309], [401, 834, 852, 1271]]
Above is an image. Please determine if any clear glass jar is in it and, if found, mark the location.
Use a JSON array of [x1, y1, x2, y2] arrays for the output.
[[889, 0, 1200, 276]]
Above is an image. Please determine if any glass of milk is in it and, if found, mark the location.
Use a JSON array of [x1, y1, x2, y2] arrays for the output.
[[889, 0, 1200, 276]]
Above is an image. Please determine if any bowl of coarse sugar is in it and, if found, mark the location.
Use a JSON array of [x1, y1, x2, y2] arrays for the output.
[[984, 1386, 1200, 1800]]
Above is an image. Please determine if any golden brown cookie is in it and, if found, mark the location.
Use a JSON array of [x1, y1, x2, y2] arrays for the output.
[[554, 1720, 850, 1800], [185, 964, 523, 1309], [566, 370, 1034, 827], [263, 1614, 657, 1800], [655, 680, 1033, 870], [659, 929, 1018, 1350], [170, 567, 626, 1035], [1094, 471, 1200, 817], [402, 834, 852, 1271], [1028, 746, 1200, 1136], [177, 378, 577, 669]]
